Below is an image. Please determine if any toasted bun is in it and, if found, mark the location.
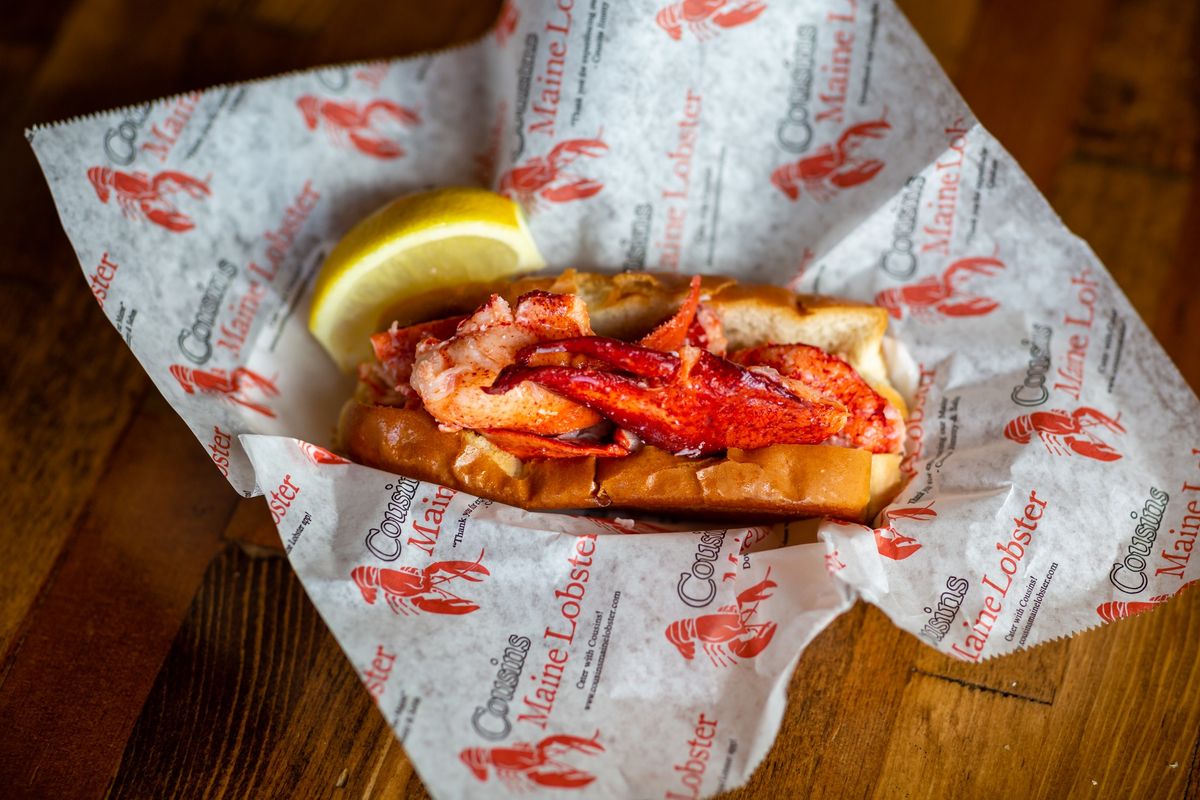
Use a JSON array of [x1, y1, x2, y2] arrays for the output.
[[340, 271, 906, 521]]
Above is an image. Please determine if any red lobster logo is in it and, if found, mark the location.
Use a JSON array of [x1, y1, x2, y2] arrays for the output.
[[656, 0, 766, 40], [87, 167, 210, 233], [494, 0, 519, 45], [771, 118, 889, 202], [1097, 580, 1197, 622], [298, 441, 350, 465], [665, 568, 777, 667], [497, 137, 608, 211], [874, 503, 936, 561], [875, 256, 1005, 320], [296, 95, 421, 159], [1004, 406, 1124, 462], [461, 732, 604, 790], [351, 552, 488, 616], [169, 365, 278, 418]]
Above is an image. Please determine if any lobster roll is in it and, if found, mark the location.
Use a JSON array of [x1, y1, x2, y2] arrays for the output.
[[339, 270, 908, 521]]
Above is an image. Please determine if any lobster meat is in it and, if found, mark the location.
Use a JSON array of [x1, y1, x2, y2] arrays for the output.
[[665, 569, 777, 667], [87, 167, 210, 232], [875, 256, 1005, 321], [351, 553, 489, 616], [486, 337, 848, 456], [497, 137, 608, 209], [1096, 580, 1197, 622], [168, 364, 278, 418], [730, 342, 903, 453], [296, 95, 420, 159], [656, 0, 767, 41], [460, 732, 604, 790], [1004, 406, 1124, 462], [771, 118, 890, 202]]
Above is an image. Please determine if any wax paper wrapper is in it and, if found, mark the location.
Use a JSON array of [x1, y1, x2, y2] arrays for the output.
[[28, 0, 1200, 795], [243, 434, 849, 797]]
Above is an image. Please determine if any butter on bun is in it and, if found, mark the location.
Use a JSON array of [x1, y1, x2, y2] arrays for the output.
[[339, 270, 906, 521]]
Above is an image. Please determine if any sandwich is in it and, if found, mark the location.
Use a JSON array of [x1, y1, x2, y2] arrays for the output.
[[338, 269, 906, 521]]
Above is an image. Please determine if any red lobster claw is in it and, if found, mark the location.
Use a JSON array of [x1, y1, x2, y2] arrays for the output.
[[142, 207, 195, 232], [410, 595, 480, 615], [426, 559, 490, 582], [839, 119, 891, 146], [542, 178, 604, 202], [526, 767, 597, 789], [829, 159, 885, 188], [727, 622, 777, 659], [349, 131, 405, 159], [712, 0, 767, 30], [874, 528, 922, 560], [736, 576, 777, 606], [1065, 436, 1122, 462], [549, 138, 609, 163], [935, 297, 999, 317], [943, 256, 1005, 289], [486, 338, 848, 455]]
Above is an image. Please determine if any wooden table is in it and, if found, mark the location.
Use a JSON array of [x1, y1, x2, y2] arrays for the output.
[[2, 1, 1198, 797]]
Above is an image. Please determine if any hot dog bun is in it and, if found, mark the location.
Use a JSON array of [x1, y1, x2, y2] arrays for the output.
[[338, 270, 905, 521]]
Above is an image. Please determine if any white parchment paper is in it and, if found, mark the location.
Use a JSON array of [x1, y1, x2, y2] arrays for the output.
[[29, 0, 1200, 796]]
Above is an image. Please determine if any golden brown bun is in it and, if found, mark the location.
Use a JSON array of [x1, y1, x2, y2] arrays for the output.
[[340, 271, 906, 521], [340, 403, 896, 521]]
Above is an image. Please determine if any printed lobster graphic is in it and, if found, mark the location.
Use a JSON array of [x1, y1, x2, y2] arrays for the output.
[[1004, 406, 1125, 462], [875, 256, 1005, 320], [168, 365, 278, 418], [497, 136, 608, 210], [296, 95, 420, 159], [353, 61, 389, 91], [665, 568, 777, 667], [87, 167, 210, 233], [494, 0, 519, 45], [351, 552, 488, 616], [656, 0, 766, 40], [771, 118, 890, 202], [1097, 580, 1197, 622], [874, 503, 936, 561], [460, 731, 604, 790], [298, 441, 350, 465]]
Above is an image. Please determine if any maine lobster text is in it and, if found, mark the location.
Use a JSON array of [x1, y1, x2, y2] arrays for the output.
[[950, 489, 1049, 661]]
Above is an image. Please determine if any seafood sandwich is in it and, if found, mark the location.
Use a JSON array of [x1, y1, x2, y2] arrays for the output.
[[339, 270, 907, 520]]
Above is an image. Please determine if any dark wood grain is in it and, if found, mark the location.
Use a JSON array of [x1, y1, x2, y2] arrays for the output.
[[107, 546, 424, 800], [2, 1, 1199, 799], [0, 393, 237, 799]]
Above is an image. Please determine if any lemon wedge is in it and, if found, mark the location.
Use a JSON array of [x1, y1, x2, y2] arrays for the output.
[[309, 187, 545, 371]]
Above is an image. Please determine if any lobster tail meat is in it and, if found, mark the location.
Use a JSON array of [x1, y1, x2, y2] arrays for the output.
[[487, 338, 848, 456]]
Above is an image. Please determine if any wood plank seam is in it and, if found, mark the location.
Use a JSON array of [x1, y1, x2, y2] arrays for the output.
[[1185, 732, 1200, 799], [1062, 148, 1192, 181], [912, 668, 1053, 706]]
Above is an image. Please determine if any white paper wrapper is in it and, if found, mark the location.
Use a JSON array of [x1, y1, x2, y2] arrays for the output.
[[29, 0, 1200, 795], [242, 434, 850, 797]]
